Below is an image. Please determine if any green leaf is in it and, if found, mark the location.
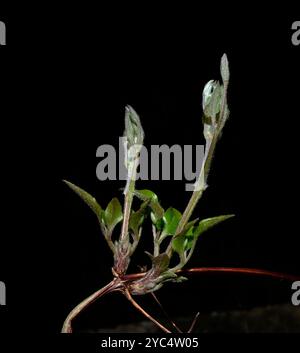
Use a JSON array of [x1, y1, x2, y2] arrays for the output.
[[152, 253, 170, 274], [172, 236, 186, 255], [171, 218, 198, 253], [172, 215, 234, 255], [176, 218, 199, 237], [129, 203, 147, 236], [172, 227, 194, 255], [150, 213, 165, 231], [161, 207, 182, 237], [193, 214, 234, 238], [134, 189, 164, 221], [104, 198, 123, 232], [135, 189, 158, 201], [63, 180, 103, 223]]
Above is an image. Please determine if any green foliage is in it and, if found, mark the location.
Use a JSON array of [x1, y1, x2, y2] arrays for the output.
[[134, 189, 164, 223], [152, 253, 170, 274], [172, 214, 234, 255], [172, 224, 195, 255], [104, 198, 123, 233], [129, 201, 148, 237], [63, 180, 103, 224], [161, 207, 182, 238], [64, 54, 234, 297], [194, 214, 234, 237]]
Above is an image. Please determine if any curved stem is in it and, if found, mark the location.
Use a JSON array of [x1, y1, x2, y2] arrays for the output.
[[61, 278, 122, 333], [179, 267, 300, 282], [122, 267, 300, 282], [62, 267, 299, 333], [123, 288, 171, 333]]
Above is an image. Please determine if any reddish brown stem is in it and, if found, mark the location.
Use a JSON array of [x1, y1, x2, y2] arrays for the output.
[[61, 278, 122, 333], [62, 267, 299, 333], [122, 267, 300, 282], [123, 288, 171, 333], [179, 267, 300, 282], [150, 292, 183, 333]]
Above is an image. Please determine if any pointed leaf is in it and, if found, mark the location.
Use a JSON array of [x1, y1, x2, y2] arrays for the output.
[[161, 207, 182, 237], [150, 212, 165, 231], [129, 206, 146, 236], [176, 218, 199, 237], [171, 235, 187, 255], [134, 189, 164, 220], [172, 215, 234, 254], [63, 180, 103, 223], [152, 253, 170, 274], [104, 198, 123, 232], [135, 189, 158, 201], [194, 214, 234, 238], [171, 229, 194, 255]]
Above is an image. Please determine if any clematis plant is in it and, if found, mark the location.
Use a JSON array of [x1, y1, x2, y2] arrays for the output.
[[62, 54, 234, 333]]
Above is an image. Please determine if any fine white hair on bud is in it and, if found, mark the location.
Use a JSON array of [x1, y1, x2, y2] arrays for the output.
[[202, 80, 222, 123], [124, 105, 144, 148], [123, 106, 144, 195], [220, 53, 230, 83], [202, 80, 217, 111]]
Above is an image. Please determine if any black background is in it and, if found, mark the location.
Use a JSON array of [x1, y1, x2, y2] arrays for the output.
[[0, 6, 299, 336]]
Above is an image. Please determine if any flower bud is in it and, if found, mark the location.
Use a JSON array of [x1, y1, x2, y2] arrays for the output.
[[124, 105, 144, 148], [202, 80, 222, 121], [220, 53, 230, 83]]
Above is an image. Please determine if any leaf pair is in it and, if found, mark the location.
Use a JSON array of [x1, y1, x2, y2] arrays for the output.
[[104, 198, 123, 234], [134, 189, 164, 228], [172, 214, 234, 255], [129, 201, 149, 238]]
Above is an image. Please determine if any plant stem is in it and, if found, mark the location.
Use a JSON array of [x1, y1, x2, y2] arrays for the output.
[[179, 267, 300, 282], [153, 225, 160, 257], [104, 231, 116, 253], [120, 145, 142, 242], [61, 267, 299, 333], [123, 288, 172, 333], [150, 292, 182, 333], [176, 134, 218, 236], [122, 267, 300, 282], [187, 312, 200, 333], [61, 278, 122, 333], [120, 178, 135, 243], [166, 135, 218, 258], [166, 81, 229, 258], [115, 157, 139, 275]]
